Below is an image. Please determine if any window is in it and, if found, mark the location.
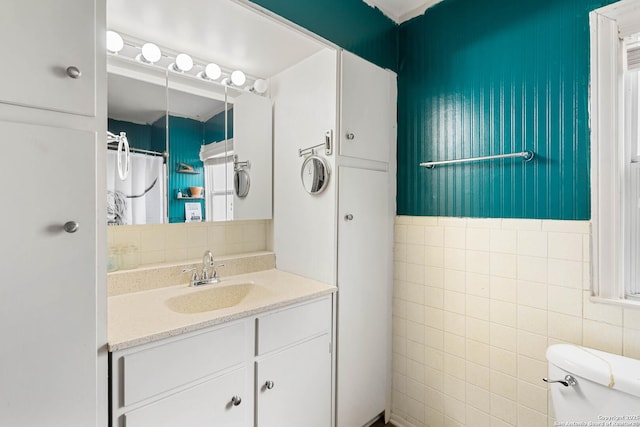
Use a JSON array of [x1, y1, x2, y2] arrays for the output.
[[200, 140, 234, 221], [590, 0, 640, 305]]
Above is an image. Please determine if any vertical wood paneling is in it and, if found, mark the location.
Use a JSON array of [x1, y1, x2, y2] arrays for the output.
[[397, 0, 615, 219]]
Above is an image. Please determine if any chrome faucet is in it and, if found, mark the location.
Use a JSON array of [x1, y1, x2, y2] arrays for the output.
[[182, 250, 225, 287]]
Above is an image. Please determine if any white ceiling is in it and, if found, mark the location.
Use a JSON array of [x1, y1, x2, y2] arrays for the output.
[[107, 0, 325, 79], [107, 0, 328, 125], [363, 0, 444, 23]]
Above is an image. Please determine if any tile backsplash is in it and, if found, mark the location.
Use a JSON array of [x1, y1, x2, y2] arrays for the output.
[[107, 220, 271, 269], [391, 216, 640, 427]]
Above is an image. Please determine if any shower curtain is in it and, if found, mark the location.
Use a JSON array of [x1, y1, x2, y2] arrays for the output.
[[107, 151, 165, 225]]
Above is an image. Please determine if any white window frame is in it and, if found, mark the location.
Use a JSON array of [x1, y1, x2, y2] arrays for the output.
[[590, 0, 640, 307]]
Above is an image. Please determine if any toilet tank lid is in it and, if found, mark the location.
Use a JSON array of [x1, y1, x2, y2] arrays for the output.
[[546, 344, 640, 398]]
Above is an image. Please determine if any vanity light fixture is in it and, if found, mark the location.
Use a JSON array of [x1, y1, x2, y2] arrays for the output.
[[231, 70, 246, 86], [107, 32, 267, 96], [106, 31, 124, 54], [138, 42, 162, 64], [252, 78, 268, 94], [172, 53, 194, 72], [199, 63, 222, 81]]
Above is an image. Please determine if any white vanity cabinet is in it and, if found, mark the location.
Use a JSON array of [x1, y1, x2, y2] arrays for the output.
[[111, 320, 253, 427], [110, 295, 332, 427], [255, 297, 332, 427]]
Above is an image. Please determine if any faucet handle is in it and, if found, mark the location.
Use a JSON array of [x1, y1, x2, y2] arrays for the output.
[[212, 263, 225, 279], [182, 267, 199, 284]]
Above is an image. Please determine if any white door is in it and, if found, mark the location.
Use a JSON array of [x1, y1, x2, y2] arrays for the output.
[[232, 93, 273, 220], [337, 166, 393, 427], [340, 51, 394, 163], [256, 334, 332, 427], [124, 367, 250, 427], [0, 0, 95, 116], [0, 121, 98, 426]]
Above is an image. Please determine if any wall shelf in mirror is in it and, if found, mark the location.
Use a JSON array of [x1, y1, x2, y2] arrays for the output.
[[177, 162, 200, 174], [176, 195, 204, 200]]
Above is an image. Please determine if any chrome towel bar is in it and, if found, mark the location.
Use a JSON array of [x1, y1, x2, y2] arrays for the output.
[[420, 150, 535, 169]]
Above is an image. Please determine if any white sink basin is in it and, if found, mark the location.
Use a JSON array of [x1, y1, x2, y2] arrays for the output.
[[166, 282, 267, 314]]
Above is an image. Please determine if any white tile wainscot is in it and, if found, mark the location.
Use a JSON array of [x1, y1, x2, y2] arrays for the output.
[[390, 216, 640, 427]]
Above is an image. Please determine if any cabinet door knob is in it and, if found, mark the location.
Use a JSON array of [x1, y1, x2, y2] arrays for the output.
[[346, 132, 355, 140], [66, 66, 82, 79], [231, 396, 242, 406], [63, 221, 79, 233], [344, 214, 354, 221], [265, 380, 275, 390]]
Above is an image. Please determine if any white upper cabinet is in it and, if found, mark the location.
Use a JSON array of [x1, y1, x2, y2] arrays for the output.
[[0, 0, 96, 116], [340, 51, 395, 163]]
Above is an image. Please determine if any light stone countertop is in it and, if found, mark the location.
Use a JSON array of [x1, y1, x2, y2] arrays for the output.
[[108, 269, 336, 352]]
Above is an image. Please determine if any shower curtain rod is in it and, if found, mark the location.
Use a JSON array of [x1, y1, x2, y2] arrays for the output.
[[107, 144, 168, 158]]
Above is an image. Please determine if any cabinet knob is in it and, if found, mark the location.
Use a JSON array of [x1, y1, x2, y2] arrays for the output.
[[265, 380, 275, 390], [344, 214, 354, 221], [231, 396, 242, 406], [346, 132, 355, 140], [63, 221, 79, 233], [65, 66, 82, 79]]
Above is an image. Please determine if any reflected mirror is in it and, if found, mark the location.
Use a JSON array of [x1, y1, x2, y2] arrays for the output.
[[106, 53, 272, 224], [301, 155, 330, 194], [107, 0, 329, 225], [234, 169, 250, 198], [166, 70, 228, 223], [107, 66, 168, 226]]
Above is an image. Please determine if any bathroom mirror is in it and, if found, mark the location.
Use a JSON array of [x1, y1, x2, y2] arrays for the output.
[[107, 0, 329, 224], [301, 155, 331, 194], [166, 70, 228, 223], [107, 63, 168, 226], [106, 54, 272, 224]]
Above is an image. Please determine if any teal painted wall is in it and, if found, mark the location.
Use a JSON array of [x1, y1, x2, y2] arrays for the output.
[[204, 109, 233, 144], [397, 0, 614, 219], [251, 0, 398, 71], [168, 116, 206, 223], [108, 118, 166, 153], [167, 113, 232, 223]]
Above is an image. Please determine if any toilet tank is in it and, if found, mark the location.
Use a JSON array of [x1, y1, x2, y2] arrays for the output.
[[546, 344, 640, 423]]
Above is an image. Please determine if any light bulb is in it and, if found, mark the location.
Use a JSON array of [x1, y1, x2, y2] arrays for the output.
[[141, 43, 161, 63], [253, 79, 268, 94], [204, 63, 221, 80], [106, 31, 124, 53], [174, 53, 193, 72], [231, 70, 246, 86]]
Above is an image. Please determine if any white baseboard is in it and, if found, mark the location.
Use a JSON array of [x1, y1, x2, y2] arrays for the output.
[[389, 414, 418, 427]]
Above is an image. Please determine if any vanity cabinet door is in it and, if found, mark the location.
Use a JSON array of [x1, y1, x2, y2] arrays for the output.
[[255, 334, 331, 427], [124, 367, 250, 427], [0, 0, 96, 116]]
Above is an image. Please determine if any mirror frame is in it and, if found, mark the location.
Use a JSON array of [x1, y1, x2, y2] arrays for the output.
[[300, 154, 330, 195]]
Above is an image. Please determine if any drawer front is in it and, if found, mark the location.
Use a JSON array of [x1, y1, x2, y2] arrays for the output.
[[122, 321, 246, 406], [256, 296, 331, 355], [124, 367, 249, 427]]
